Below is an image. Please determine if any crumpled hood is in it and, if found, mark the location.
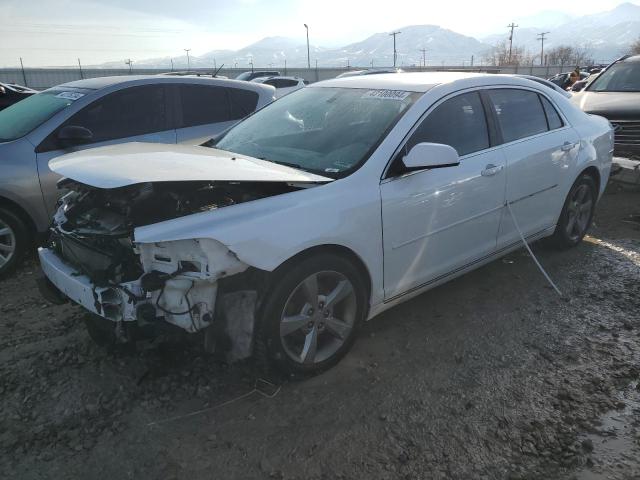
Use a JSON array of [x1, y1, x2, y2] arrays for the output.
[[49, 142, 333, 188], [572, 91, 640, 120]]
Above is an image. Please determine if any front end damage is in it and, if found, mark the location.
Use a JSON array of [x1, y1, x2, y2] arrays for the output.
[[38, 179, 293, 360]]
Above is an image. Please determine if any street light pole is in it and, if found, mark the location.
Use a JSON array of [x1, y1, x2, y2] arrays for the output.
[[184, 48, 191, 70], [389, 31, 401, 68], [304, 24, 310, 69]]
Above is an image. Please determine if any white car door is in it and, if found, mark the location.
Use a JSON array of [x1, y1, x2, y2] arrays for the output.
[[175, 84, 256, 144], [36, 84, 175, 218], [380, 91, 507, 300], [486, 89, 581, 247]]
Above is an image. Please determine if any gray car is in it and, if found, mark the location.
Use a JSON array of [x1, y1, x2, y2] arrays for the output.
[[0, 75, 275, 276]]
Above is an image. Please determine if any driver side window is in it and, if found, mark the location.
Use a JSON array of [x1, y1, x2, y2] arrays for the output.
[[405, 91, 490, 157]]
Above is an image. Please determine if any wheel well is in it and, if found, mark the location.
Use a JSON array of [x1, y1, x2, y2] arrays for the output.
[[581, 166, 601, 191], [275, 244, 373, 299], [0, 196, 37, 239]]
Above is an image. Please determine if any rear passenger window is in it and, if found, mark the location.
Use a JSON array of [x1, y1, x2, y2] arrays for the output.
[[540, 95, 563, 130], [228, 88, 259, 120], [179, 85, 231, 127], [406, 91, 489, 157], [488, 89, 548, 143]]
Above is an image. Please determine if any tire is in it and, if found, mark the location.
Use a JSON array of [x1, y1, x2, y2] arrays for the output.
[[84, 314, 116, 348], [0, 207, 29, 279], [550, 174, 597, 249], [256, 253, 368, 378]]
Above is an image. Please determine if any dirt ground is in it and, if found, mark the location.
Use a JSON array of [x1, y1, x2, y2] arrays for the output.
[[1, 183, 639, 480]]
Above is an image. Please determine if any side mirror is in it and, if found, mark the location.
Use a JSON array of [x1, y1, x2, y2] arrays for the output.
[[0, 86, 5, 96], [402, 142, 460, 171], [57, 125, 93, 147]]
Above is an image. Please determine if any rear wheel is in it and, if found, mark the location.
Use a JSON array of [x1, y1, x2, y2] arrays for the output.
[[551, 174, 597, 249], [0, 207, 29, 279], [256, 254, 367, 377]]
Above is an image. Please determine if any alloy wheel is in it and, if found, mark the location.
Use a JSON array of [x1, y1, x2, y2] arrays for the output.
[[565, 184, 593, 242], [279, 270, 357, 365], [0, 219, 16, 268]]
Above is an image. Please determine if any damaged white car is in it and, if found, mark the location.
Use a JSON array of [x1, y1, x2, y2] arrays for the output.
[[38, 73, 613, 376]]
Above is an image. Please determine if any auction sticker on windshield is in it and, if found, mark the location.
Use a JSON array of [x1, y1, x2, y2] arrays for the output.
[[55, 92, 85, 101], [362, 89, 411, 100]]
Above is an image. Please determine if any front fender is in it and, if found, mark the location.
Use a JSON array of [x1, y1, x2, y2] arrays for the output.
[[133, 177, 385, 304]]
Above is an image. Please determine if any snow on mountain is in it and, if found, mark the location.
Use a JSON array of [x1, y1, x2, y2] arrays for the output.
[[94, 3, 640, 69]]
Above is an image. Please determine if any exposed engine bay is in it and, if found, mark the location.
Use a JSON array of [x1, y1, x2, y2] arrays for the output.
[[51, 179, 297, 285], [41, 179, 301, 360]]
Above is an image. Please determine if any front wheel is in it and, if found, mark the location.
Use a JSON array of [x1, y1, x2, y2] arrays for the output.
[[550, 174, 597, 249], [256, 253, 368, 377], [0, 207, 29, 279]]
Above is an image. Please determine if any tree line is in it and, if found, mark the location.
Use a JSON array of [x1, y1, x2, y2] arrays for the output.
[[484, 38, 640, 67]]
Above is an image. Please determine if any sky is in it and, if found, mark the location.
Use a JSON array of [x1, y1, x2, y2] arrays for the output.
[[1, 0, 638, 67]]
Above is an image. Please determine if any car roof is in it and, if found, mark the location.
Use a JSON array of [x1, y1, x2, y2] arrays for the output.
[[622, 54, 640, 63], [56, 75, 269, 92], [313, 72, 534, 93]]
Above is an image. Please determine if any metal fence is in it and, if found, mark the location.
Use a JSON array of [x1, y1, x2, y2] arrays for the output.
[[0, 65, 570, 90]]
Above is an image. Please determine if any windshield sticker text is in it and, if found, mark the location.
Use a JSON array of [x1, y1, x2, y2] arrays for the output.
[[55, 92, 85, 101], [362, 90, 411, 101]]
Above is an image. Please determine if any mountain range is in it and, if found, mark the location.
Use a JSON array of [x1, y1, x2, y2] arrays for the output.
[[97, 2, 640, 69]]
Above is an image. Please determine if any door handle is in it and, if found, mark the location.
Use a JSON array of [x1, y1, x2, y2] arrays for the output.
[[561, 141, 577, 151], [481, 164, 503, 176]]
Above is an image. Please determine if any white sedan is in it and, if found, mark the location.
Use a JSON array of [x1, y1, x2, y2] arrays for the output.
[[38, 73, 613, 376]]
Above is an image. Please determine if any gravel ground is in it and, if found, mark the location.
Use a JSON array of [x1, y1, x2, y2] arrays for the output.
[[1, 183, 639, 480]]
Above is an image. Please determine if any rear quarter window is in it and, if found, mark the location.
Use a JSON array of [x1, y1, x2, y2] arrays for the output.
[[540, 96, 563, 131]]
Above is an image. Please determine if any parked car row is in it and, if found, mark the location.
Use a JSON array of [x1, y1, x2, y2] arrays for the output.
[[0, 75, 275, 276], [29, 72, 613, 375], [0, 82, 38, 111]]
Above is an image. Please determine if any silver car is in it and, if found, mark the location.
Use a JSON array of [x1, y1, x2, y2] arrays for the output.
[[0, 75, 275, 276]]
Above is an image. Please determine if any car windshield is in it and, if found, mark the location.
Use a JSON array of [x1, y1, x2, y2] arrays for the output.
[[215, 86, 420, 178], [0, 89, 84, 142], [588, 61, 640, 92]]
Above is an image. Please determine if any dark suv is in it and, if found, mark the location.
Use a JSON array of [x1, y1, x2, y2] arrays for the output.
[[571, 55, 640, 159]]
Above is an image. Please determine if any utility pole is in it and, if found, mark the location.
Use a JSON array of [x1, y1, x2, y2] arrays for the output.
[[370, 59, 374, 68], [537, 32, 549, 66], [19, 57, 27, 86], [184, 48, 191, 70], [389, 31, 401, 68], [125, 58, 133, 74], [471, 55, 474, 67], [284, 59, 287, 75], [170, 58, 174, 71], [507, 23, 518, 64], [304, 24, 311, 69], [419, 48, 427, 68], [77, 58, 83, 79]]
